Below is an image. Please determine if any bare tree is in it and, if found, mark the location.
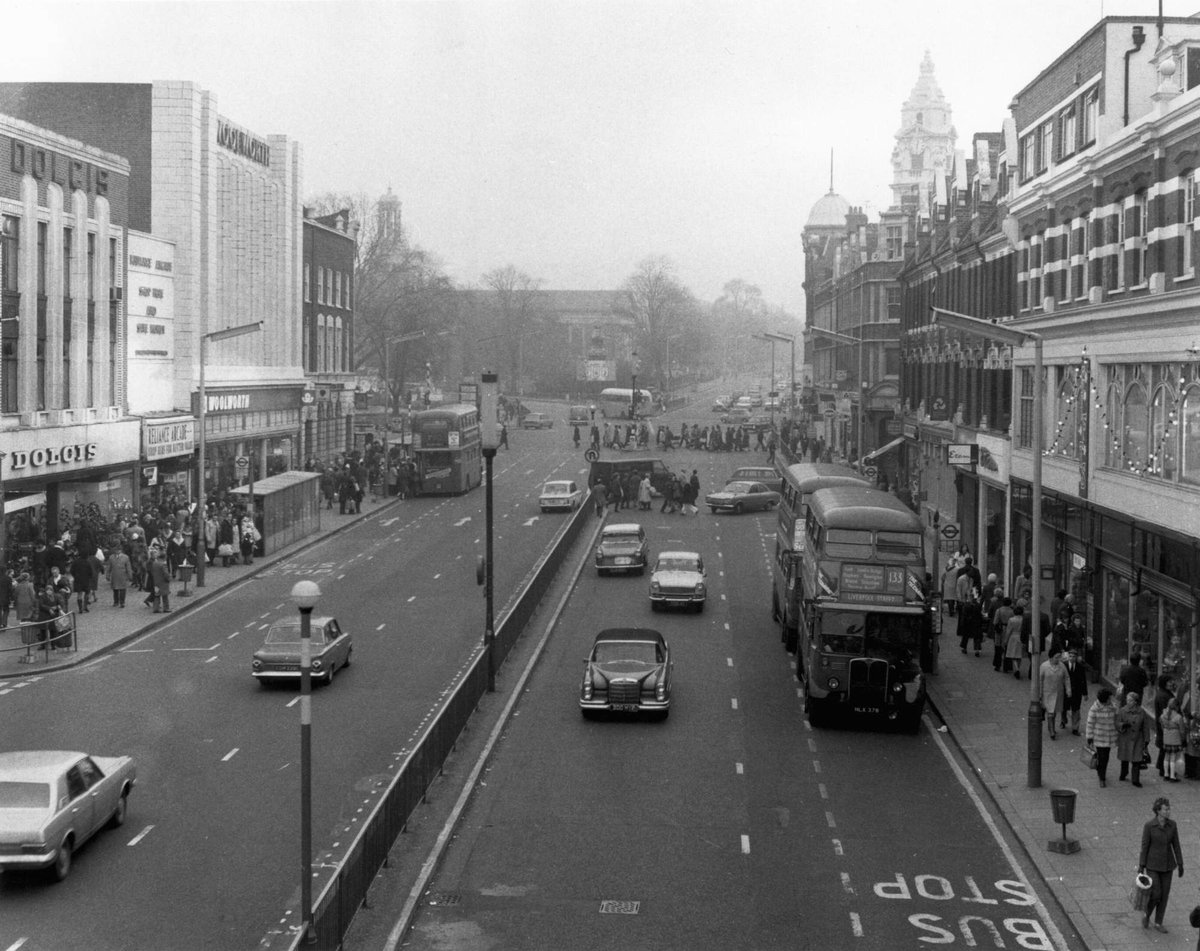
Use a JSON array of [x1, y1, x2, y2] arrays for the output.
[[622, 256, 694, 394], [481, 266, 544, 396]]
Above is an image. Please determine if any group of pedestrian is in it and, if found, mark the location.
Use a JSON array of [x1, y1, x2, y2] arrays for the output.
[[592, 469, 701, 517]]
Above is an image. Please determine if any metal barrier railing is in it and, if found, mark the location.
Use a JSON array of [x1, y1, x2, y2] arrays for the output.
[[264, 498, 594, 950], [0, 613, 79, 665]]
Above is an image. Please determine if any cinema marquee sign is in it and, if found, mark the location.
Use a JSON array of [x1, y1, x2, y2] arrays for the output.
[[216, 118, 271, 167]]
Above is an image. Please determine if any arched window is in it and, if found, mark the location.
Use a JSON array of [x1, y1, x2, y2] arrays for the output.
[[1149, 384, 1177, 479], [1181, 385, 1200, 485], [1123, 383, 1149, 471], [1055, 366, 1081, 458], [1104, 381, 1124, 468]]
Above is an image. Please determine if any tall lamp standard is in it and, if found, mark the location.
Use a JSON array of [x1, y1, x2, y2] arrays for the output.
[[630, 349, 640, 419], [479, 371, 499, 692], [753, 334, 778, 430], [194, 320, 263, 588], [932, 306, 1044, 788], [291, 578, 321, 944], [761, 331, 796, 422], [809, 326, 866, 467]]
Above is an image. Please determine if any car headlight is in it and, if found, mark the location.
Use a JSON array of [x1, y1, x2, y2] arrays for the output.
[[650, 581, 661, 592], [312, 658, 323, 670], [251, 659, 262, 670], [695, 583, 706, 595]]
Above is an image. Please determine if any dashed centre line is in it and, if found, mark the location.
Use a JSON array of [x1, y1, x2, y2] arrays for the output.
[[222, 748, 239, 762]]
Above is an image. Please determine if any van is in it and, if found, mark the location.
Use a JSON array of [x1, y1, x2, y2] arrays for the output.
[[569, 405, 591, 425], [588, 456, 676, 496]]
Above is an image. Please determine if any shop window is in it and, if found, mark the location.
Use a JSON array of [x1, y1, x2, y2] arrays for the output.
[[1103, 570, 1130, 684], [1181, 385, 1200, 484], [1133, 588, 1162, 700], [1, 215, 18, 293], [1104, 379, 1123, 467], [87, 232, 95, 301], [63, 227, 72, 295], [1123, 383, 1149, 470], [1150, 384, 1178, 479], [37, 222, 47, 297], [1054, 366, 1082, 459]]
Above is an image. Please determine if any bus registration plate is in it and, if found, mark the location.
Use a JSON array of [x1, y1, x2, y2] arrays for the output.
[[853, 706, 880, 714]]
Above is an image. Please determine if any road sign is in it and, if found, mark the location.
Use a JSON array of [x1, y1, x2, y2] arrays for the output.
[[863, 465, 878, 479], [235, 455, 250, 476], [823, 408, 836, 418], [584, 448, 600, 462], [939, 522, 960, 541]]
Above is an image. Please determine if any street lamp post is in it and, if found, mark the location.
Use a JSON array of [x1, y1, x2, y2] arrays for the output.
[[760, 331, 796, 422], [932, 306, 1044, 788], [195, 321, 263, 588], [630, 349, 639, 419], [753, 334, 778, 430], [479, 371, 499, 692], [291, 578, 321, 944]]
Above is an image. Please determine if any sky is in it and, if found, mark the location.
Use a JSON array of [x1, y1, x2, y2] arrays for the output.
[[6, 0, 1200, 321]]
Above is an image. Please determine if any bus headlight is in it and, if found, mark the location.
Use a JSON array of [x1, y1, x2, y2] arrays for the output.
[[826, 676, 840, 690]]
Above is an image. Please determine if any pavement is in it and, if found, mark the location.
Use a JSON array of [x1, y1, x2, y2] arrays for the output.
[[927, 614, 1200, 950], [0, 493, 398, 677], [5, 457, 1197, 950]]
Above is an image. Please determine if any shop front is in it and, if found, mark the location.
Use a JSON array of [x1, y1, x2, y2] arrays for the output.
[[140, 414, 196, 512], [1, 419, 142, 567], [194, 385, 304, 498]]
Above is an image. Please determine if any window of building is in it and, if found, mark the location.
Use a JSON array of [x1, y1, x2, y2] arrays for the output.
[[334, 316, 343, 371], [1031, 235, 1043, 307], [345, 273, 351, 311], [334, 271, 341, 310], [1059, 105, 1077, 159], [1123, 382, 1149, 470], [1082, 87, 1099, 146], [36, 222, 47, 297], [1188, 48, 1200, 91], [303, 263, 310, 302], [1018, 366, 1035, 449], [1038, 119, 1054, 173], [0, 216, 16, 293], [886, 226, 902, 259], [1184, 172, 1197, 278], [1181, 384, 1200, 484], [1020, 134, 1036, 181], [1110, 209, 1124, 291], [1131, 192, 1148, 286], [63, 227, 71, 294], [87, 232, 95, 301], [316, 314, 326, 370], [1150, 384, 1178, 479], [1055, 366, 1082, 459], [302, 315, 310, 371]]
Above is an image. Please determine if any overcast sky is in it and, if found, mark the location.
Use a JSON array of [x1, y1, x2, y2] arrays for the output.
[[6, 0, 1198, 320]]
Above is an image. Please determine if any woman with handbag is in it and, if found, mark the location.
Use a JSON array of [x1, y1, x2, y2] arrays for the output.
[[1117, 692, 1154, 786], [1085, 687, 1119, 787], [1139, 797, 1184, 932]]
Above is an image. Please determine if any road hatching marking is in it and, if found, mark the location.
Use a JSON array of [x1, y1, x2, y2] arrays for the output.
[[127, 825, 154, 846]]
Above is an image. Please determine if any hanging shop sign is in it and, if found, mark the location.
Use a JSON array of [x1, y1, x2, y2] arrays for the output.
[[946, 444, 978, 468], [142, 418, 196, 460]]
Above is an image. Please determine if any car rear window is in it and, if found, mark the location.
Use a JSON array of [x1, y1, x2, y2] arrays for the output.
[[723, 482, 753, 493], [604, 532, 640, 544], [0, 781, 51, 808], [265, 622, 304, 644], [657, 557, 699, 571], [543, 484, 570, 494]]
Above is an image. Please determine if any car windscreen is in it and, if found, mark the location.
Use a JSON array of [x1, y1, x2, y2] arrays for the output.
[[0, 781, 51, 808], [656, 557, 699, 572], [722, 482, 753, 494], [603, 533, 640, 545], [593, 642, 662, 665]]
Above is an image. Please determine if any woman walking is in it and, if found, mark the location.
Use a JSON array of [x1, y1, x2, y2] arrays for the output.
[[1160, 699, 1185, 782], [1138, 797, 1183, 932], [1085, 687, 1119, 787], [1038, 650, 1071, 740], [1116, 692, 1153, 786]]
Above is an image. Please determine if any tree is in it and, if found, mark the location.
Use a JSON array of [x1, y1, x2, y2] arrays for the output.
[[622, 256, 695, 395], [480, 266, 544, 396]]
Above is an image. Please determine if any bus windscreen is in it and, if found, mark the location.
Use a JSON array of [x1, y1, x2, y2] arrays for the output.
[[818, 611, 923, 657]]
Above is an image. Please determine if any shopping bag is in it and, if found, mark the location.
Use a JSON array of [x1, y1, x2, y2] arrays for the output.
[[1173, 751, 1187, 778], [1130, 872, 1153, 912], [1079, 746, 1098, 769]]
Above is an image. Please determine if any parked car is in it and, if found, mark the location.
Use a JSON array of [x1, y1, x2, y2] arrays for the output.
[[734, 397, 754, 410], [719, 408, 751, 425], [539, 479, 583, 512], [711, 396, 732, 412], [705, 480, 780, 514], [746, 414, 773, 432], [649, 551, 707, 613], [0, 750, 137, 881], [579, 628, 672, 719], [729, 466, 782, 492], [595, 523, 649, 576], [252, 616, 353, 686], [521, 412, 554, 429]]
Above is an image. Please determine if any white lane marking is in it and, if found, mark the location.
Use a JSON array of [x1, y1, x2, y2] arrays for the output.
[[818, 783, 828, 800], [376, 624, 386, 631], [726, 657, 733, 666], [173, 643, 221, 651], [127, 825, 154, 846], [382, 517, 400, 526], [735, 762, 744, 775], [259, 613, 271, 619], [724, 622, 730, 630], [337, 573, 346, 580], [832, 838, 844, 856], [523, 517, 538, 526], [222, 748, 239, 762], [813, 761, 822, 773], [287, 697, 300, 708], [122, 648, 154, 653], [927, 713, 1070, 949], [807, 738, 817, 752], [825, 811, 836, 828], [5, 937, 29, 951], [841, 871, 855, 895], [740, 834, 750, 855], [227, 631, 239, 639], [849, 912, 863, 937], [731, 698, 738, 710], [244, 621, 257, 628], [433, 573, 441, 580], [205, 656, 218, 664], [407, 596, 416, 603], [454, 517, 471, 526]]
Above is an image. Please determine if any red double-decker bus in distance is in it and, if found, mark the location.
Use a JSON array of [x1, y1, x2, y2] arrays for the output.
[[410, 404, 482, 495]]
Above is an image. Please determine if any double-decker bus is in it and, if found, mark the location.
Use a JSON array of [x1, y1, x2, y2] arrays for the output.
[[796, 485, 931, 731], [772, 463, 869, 653], [410, 404, 482, 495], [598, 387, 656, 419]]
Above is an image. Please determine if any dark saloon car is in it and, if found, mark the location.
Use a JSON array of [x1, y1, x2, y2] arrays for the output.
[[252, 616, 353, 686], [580, 628, 673, 719], [595, 523, 650, 575], [705, 480, 780, 514], [729, 465, 781, 492]]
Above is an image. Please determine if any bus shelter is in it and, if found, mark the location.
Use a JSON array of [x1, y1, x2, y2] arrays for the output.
[[229, 470, 321, 555]]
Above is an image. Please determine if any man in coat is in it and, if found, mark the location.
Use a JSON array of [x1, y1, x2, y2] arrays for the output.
[[106, 546, 132, 608], [148, 551, 172, 614], [1063, 648, 1089, 735]]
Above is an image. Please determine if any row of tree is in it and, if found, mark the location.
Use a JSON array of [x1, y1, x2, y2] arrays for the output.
[[309, 192, 797, 410]]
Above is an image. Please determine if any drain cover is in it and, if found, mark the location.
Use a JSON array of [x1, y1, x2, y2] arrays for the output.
[[427, 892, 462, 906], [599, 900, 640, 915]]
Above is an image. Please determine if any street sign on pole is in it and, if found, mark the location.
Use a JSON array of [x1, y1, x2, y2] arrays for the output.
[[235, 455, 250, 477], [939, 522, 960, 542]]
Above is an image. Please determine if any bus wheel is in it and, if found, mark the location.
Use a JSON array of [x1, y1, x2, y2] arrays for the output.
[[771, 591, 780, 623], [805, 694, 828, 729]]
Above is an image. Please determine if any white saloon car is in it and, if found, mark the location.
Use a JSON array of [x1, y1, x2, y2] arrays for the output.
[[538, 480, 583, 512], [649, 551, 707, 612]]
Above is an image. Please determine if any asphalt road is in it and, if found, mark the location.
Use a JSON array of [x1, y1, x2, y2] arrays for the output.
[[0, 425, 592, 951], [398, 437, 1075, 951]]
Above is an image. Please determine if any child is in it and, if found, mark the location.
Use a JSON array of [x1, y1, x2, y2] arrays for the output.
[[1160, 697, 1185, 783]]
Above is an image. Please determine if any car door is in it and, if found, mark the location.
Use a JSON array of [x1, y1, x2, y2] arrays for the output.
[[64, 760, 98, 842], [747, 484, 767, 510]]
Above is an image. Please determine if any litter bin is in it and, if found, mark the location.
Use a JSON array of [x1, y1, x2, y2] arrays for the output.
[[1050, 788, 1077, 824], [177, 563, 195, 597]]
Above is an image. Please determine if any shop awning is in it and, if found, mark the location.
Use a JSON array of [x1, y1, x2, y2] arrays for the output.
[[2, 492, 47, 514], [863, 436, 905, 462]]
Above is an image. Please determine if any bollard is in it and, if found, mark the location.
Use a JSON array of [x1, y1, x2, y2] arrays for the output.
[[1048, 788, 1080, 854]]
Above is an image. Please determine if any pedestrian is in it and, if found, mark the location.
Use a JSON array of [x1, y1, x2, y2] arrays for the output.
[[991, 596, 1014, 671], [941, 562, 959, 617], [1154, 674, 1176, 778], [1013, 564, 1033, 604], [218, 514, 236, 566], [957, 591, 983, 656], [239, 515, 260, 566], [689, 470, 701, 511], [87, 546, 103, 605], [573, 423, 581, 449], [607, 475, 623, 512], [499, 422, 509, 449], [1038, 649, 1071, 740], [320, 467, 335, 509], [622, 471, 638, 510], [69, 548, 93, 615], [1086, 687, 1119, 786], [0, 566, 11, 630], [660, 474, 676, 513], [1116, 691, 1153, 786], [107, 546, 132, 608], [1119, 652, 1152, 704], [590, 424, 600, 449], [638, 473, 653, 511], [36, 583, 62, 651], [1161, 699, 1185, 782], [1005, 604, 1026, 678], [1138, 797, 1184, 933], [1063, 648, 1088, 734], [591, 478, 608, 517], [148, 551, 171, 614]]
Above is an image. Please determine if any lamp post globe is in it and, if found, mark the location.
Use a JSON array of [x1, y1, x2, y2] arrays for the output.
[[291, 579, 321, 611]]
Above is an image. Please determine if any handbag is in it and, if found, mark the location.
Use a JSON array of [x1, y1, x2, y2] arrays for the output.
[[217, 543, 234, 557], [1079, 746, 1098, 769], [1130, 872, 1153, 912]]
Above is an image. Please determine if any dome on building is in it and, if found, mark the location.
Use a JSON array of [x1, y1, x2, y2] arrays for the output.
[[806, 189, 850, 228]]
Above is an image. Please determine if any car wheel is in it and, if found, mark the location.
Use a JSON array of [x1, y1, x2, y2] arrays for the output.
[[693, 601, 704, 614], [732, 502, 743, 515], [109, 790, 129, 828], [541, 508, 548, 513], [784, 623, 798, 654], [52, 837, 73, 882], [650, 601, 661, 612], [581, 708, 596, 720], [343, 647, 352, 668], [654, 708, 670, 722], [709, 507, 718, 514], [325, 663, 336, 686]]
